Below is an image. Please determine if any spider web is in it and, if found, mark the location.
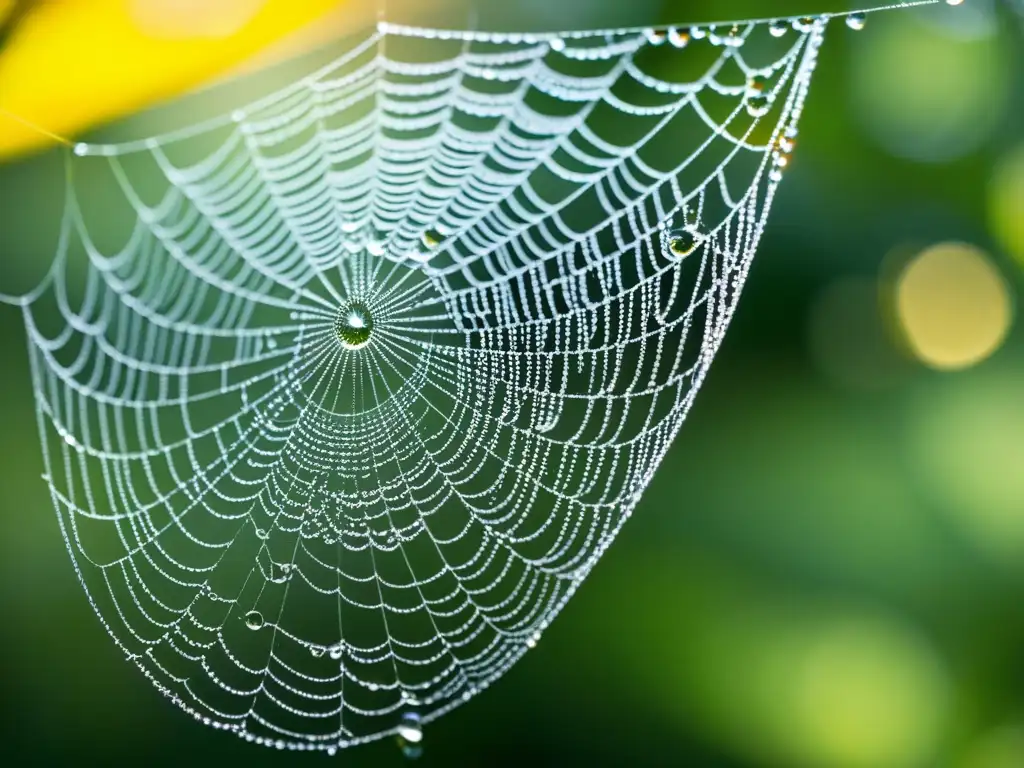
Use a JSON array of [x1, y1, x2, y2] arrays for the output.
[[10, 11, 832, 754]]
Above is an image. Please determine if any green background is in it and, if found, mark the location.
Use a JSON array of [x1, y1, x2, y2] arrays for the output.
[[0, 1, 1022, 765]]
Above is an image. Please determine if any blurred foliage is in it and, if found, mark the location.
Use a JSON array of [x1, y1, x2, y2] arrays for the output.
[[0, 1, 1023, 766]]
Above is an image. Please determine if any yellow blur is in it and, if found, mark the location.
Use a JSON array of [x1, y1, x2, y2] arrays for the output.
[[895, 242, 1012, 371], [0, 0, 360, 158]]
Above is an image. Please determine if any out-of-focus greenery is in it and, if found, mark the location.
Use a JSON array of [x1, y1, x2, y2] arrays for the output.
[[0, 1, 1022, 766]]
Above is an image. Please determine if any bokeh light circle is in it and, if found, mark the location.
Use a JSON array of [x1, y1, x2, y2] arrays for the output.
[[895, 242, 1012, 371]]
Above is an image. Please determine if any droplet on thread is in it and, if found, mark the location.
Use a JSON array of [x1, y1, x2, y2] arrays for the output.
[[396, 711, 424, 759], [769, 20, 789, 38], [397, 712, 423, 744], [668, 28, 690, 48], [244, 611, 264, 630], [644, 28, 668, 46], [666, 228, 700, 260], [335, 301, 374, 350], [747, 75, 769, 95], [746, 94, 772, 118], [421, 228, 446, 249], [846, 13, 867, 31]]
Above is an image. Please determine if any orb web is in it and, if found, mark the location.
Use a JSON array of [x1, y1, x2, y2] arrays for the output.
[[6, 10, 854, 753]]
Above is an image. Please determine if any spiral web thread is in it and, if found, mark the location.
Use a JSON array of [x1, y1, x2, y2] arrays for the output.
[[10, 12, 835, 753]]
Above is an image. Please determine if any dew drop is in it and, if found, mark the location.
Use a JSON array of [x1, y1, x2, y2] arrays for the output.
[[334, 301, 374, 350], [329, 644, 344, 660], [549, 37, 565, 52], [792, 17, 817, 33], [367, 238, 385, 256], [666, 228, 700, 260], [421, 228, 446, 249], [73, 142, 90, 157], [341, 221, 359, 234], [768, 20, 789, 38], [644, 28, 668, 46], [747, 75, 769, 95], [746, 94, 772, 118], [397, 711, 423, 744], [668, 28, 690, 48], [244, 610, 264, 630], [255, 527, 267, 539], [690, 26, 707, 40], [723, 27, 745, 48], [310, 646, 326, 658], [846, 13, 867, 31], [326, 746, 337, 757]]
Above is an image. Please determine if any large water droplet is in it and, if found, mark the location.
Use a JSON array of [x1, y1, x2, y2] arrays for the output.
[[666, 228, 700, 260], [397, 711, 423, 743], [396, 711, 423, 759], [244, 610, 264, 630], [335, 301, 374, 350], [846, 13, 867, 31], [746, 94, 772, 118], [768, 20, 789, 38], [421, 228, 446, 249]]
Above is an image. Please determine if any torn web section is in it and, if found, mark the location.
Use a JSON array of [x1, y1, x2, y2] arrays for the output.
[[24, 15, 828, 753]]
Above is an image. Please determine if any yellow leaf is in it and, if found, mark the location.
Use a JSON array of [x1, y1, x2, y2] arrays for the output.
[[0, 0, 367, 159]]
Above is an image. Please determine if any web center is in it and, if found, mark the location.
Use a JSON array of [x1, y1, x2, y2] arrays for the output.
[[334, 302, 374, 350]]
